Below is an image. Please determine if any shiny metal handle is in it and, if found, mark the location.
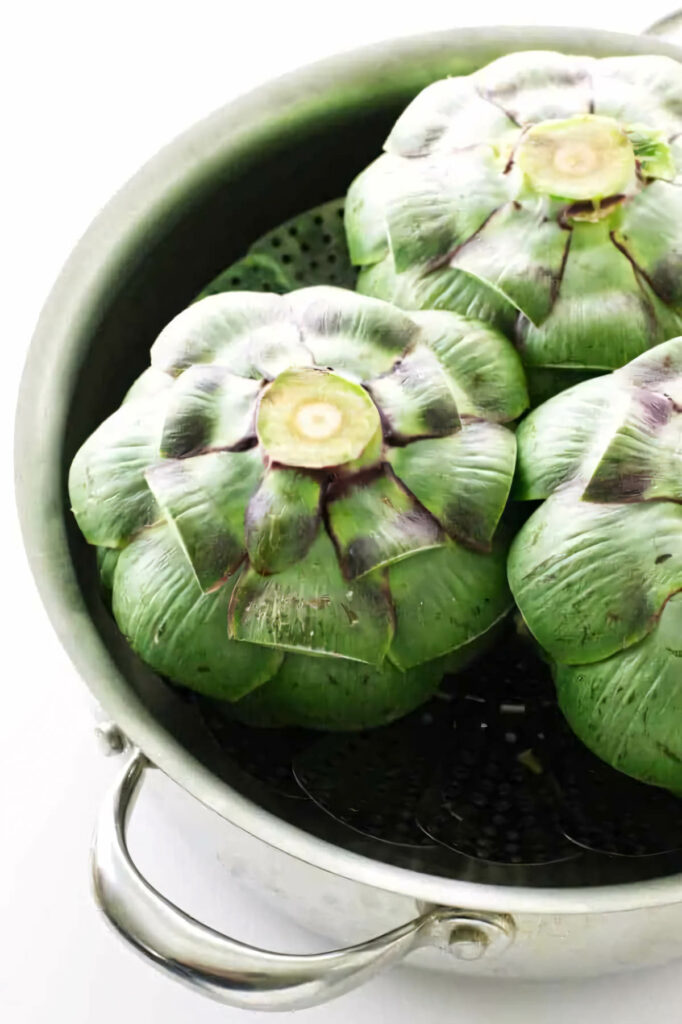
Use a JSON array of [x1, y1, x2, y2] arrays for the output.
[[92, 749, 514, 1011], [644, 9, 682, 39]]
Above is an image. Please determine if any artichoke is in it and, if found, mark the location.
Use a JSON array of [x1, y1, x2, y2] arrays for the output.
[[509, 336, 682, 790], [346, 51, 682, 399], [69, 286, 525, 730]]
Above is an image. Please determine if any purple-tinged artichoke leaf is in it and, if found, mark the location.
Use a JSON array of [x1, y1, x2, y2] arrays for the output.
[[145, 449, 263, 591], [160, 365, 261, 458], [385, 149, 511, 274], [519, 222, 670, 370], [450, 202, 571, 326], [388, 422, 516, 549], [584, 390, 682, 503], [611, 180, 682, 308], [245, 468, 322, 575], [229, 531, 394, 665], [367, 343, 460, 441], [513, 375, 624, 499], [326, 468, 445, 579]]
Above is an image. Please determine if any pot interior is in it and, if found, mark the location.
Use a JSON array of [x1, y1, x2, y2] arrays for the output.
[[30, 26, 682, 893]]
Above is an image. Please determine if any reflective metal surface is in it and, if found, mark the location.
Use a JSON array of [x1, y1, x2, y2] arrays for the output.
[[646, 9, 682, 42], [15, 20, 682, 1008], [93, 748, 513, 1010]]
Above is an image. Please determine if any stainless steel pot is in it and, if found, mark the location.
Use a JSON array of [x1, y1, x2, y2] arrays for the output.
[[15, 20, 682, 1013]]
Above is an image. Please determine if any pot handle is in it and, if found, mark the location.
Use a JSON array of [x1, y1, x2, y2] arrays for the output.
[[644, 9, 682, 39], [92, 748, 514, 1011]]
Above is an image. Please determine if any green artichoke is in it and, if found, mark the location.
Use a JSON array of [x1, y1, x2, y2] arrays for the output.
[[69, 286, 525, 729], [346, 51, 682, 399], [509, 336, 682, 790]]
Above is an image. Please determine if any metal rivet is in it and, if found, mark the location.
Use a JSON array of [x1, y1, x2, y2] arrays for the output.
[[448, 924, 490, 961], [94, 722, 127, 756]]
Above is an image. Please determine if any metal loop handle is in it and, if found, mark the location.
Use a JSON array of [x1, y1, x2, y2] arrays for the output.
[[91, 749, 514, 1011], [644, 9, 682, 39]]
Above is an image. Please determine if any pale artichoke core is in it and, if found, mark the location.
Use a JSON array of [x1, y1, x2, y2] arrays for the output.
[[257, 366, 381, 469], [517, 114, 636, 202], [294, 401, 343, 440]]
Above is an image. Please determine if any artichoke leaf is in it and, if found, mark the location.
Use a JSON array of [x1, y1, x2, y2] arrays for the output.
[[245, 468, 322, 575], [388, 537, 511, 669], [385, 75, 518, 157], [229, 530, 394, 665], [519, 221, 668, 370], [450, 201, 572, 326], [508, 493, 682, 665], [151, 291, 312, 379], [388, 422, 516, 550], [122, 366, 173, 405], [289, 285, 417, 380], [96, 547, 121, 602], [230, 651, 447, 731], [626, 126, 676, 181], [344, 155, 397, 266], [621, 335, 682, 394], [160, 365, 261, 458], [593, 55, 682, 136], [326, 468, 445, 579], [412, 310, 528, 422], [357, 255, 518, 337], [611, 180, 682, 309], [112, 523, 282, 700], [473, 51, 596, 125], [513, 375, 624, 499], [584, 390, 682, 503], [385, 148, 511, 274], [556, 593, 682, 792], [68, 396, 164, 548], [366, 343, 460, 441], [145, 448, 263, 591]]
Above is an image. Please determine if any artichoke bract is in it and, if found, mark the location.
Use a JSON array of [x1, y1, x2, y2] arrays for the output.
[[509, 336, 682, 790], [346, 52, 682, 398], [69, 286, 524, 730]]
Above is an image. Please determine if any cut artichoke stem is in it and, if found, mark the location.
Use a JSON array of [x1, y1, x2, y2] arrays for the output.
[[257, 367, 381, 469], [517, 114, 636, 202]]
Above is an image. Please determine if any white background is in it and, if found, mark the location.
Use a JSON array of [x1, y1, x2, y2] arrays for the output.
[[4, 2, 682, 1020]]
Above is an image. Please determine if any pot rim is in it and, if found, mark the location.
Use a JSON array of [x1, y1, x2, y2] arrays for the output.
[[15, 23, 682, 917]]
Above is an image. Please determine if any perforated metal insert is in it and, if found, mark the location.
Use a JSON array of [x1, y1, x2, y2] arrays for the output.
[[416, 713, 577, 866], [198, 199, 356, 299], [195, 620, 682, 875], [293, 718, 443, 849], [189, 200, 682, 886], [197, 703, 310, 801], [550, 722, 682, 858]]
